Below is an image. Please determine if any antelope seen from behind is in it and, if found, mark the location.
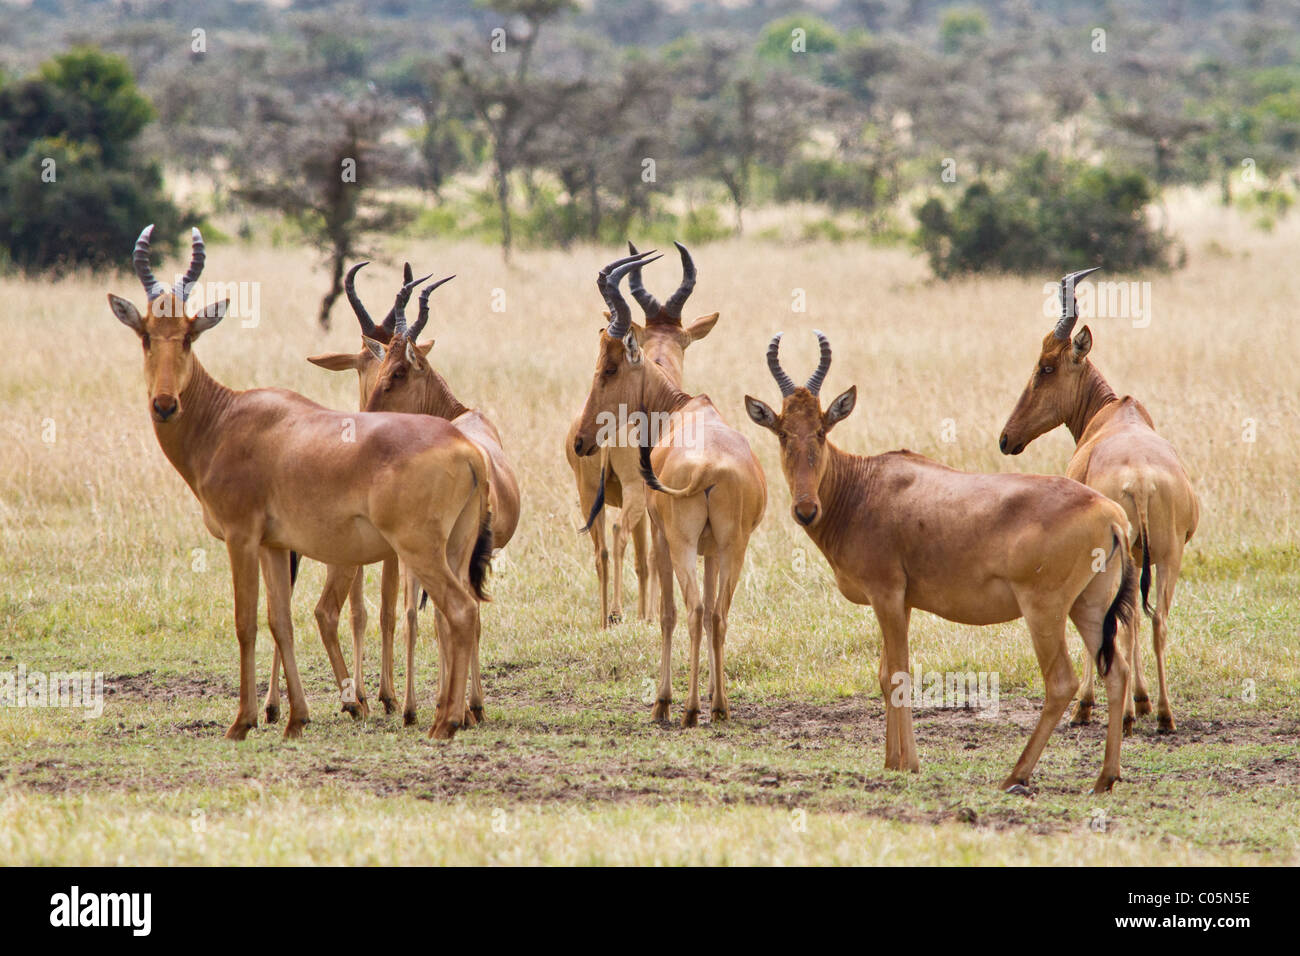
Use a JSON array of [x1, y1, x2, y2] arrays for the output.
[[745, 332, 1139, 793], [1000, 269, 1199, 733], [108, 226, 492, 741], [573, 252, 766, 726], [358, 272, 521, 727], [564, 242, 719, 626]]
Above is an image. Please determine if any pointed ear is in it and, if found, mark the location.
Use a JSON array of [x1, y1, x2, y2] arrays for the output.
[[824, 386, 857, 429], [624, 328, 643, 366], [1071, 325, 1093, 360], [684, 312, 720, 343], [190, 298, 228, 337], [418, 341, 434, 355], [107, 293, 144, 335], [307, 352, 361, 372], [405, 339, 420, 364], [362, 336, 386, 361], [744, 395, 779, 432]]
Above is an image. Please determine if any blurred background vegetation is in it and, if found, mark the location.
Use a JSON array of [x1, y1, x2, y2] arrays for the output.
[[1, 0, 1297, 322]]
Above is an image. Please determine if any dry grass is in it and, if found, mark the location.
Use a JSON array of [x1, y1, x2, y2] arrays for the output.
[[1, 188, 1297, 864]]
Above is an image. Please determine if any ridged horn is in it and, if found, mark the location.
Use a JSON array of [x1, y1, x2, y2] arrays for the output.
[[177, 227, 205, 302], [626, 241, 663, 319], [391, 272, 434, 338], [410, 275, 456, 340], [132, 225, 165, 302], [343, 262, 381, 340], [1053, 267, 1102, 340], [766, 333, 797, 397], [805, 330, 832, 396], [662, 241, 696, 320]]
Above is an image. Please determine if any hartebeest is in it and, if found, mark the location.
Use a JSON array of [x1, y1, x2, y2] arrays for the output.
[[360, 274, 521, 726], [999, 269, 1199, 733], [564, 242, 719, 626], [573, 252, 766, 726], [745, 332, 1139, 793], [108, 226, 492, 740], [264, 261, 419, 723]]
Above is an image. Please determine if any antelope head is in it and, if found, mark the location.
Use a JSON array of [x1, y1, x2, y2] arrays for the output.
[[362, 273, 456, 414], [745, 331, 856, 528], [625, 240, 719, 378], [307, 260, 416, 407], [999, 267, 1102, 455], [107, 225, 229, 424], [572, 249, 664, 457]]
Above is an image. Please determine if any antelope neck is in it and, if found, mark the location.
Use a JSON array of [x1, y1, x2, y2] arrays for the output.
[[1066, 363, 1119, 444]]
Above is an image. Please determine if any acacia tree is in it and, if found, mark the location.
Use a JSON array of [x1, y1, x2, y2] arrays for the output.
[[237, 93, 415, 328], [447, 0, 579, 257]]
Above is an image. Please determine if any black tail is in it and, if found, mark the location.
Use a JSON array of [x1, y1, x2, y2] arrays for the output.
[[638, 440, 667, 492], [1099, 542, 1139, 677], [1138, 527, 1153, 616], [289, 551, 299, 586], [580, 463, 607, 534], [469, 509, 494, 602]]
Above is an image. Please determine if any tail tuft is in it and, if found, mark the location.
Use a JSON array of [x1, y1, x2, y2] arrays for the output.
[[580, 463, 607, 534], [469, 509, 494, 602], [639, 440, 667, 492], [1138, 528, 1153, 616], [1099, 534, 1139, 677]]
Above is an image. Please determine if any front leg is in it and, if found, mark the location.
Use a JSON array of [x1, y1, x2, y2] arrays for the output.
[[261, 547, 310, 737], [226, 540, 262, 740], [377, 556, 399, 714], [874, 596, 918, 773]]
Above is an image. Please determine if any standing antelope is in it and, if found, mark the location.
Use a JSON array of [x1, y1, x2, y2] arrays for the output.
[[572, 252, 766, 726], [359, 273, 521, 727], [108, 226, 491, 740], [264, 261, 418, 723], [744, 332, 1139, 793], [999, 269, 1199, 733], [564, 242, 719, 626]]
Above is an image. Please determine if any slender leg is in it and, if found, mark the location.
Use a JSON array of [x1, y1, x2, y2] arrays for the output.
[[611, 513, 628, 625], [1153, 549, 1181, 733], [670, 538, 704, 728], [344, 565, 369, 716], [314, 564, 364, 719], [402, 567, 420, 727], [377, 556, 399, 714], [226, 540, 261, 740], [264, 647, 281, 724], [710, 544, 746, 723], [632, 513, 652, 622], [702, 555, 719, 710], [467, 605, 485, 725], [1069, 592, 1130, 793], [1071, 654, 1095, 725], [1003, 602, 1078, 790], [592, 510, 611, 628], [651, 517, 675, 722], [1131, 601, 1151, 717], [873, 595, 917, 772], [260, 547, 309, 737]]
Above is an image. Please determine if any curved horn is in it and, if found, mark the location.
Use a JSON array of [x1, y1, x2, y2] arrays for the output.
[[662, 241, 696, 320], [344, 262, 381, 339], [766, 333, 796, 397], [805, 330, 832, 396], [382, 262, 415, 334], [178, 227, 205, 302], [391, 272, 434, 338], [410, 274, 456, 340], [599, 250, 659, 338], [132, 225, 165, 301], [625, 240, 663, 319], [1053, 266, 1102, 340]]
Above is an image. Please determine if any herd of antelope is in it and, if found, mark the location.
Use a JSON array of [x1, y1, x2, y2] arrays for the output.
[[108, 227, 1197, 795]]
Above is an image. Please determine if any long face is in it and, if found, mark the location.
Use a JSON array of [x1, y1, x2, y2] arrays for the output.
[[999, 326, 1093, 455], [745, 386, 856, 527], [363, 336, 437, 414], [107, 291, 227, 424], [573, 331, 647, 457]]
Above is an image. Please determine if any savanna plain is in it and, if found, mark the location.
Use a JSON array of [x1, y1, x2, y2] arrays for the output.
[[1, 192, 1297, 865]]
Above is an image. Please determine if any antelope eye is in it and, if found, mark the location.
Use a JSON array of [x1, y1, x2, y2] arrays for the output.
[[1040, 365, 1055, 376], [603, 365, 617, 377], [393, 368, 406, 379]]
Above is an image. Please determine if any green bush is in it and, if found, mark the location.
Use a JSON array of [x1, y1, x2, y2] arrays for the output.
[[0, 48, 184, 274], [913, 153, 1173, 277]]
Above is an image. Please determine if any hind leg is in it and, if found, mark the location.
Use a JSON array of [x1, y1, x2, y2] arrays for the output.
[[1071, 654, 1095, 725], [1069, 594, 1130, 794], [1153, 550, 1181, 733], [702, 555, 719, 712], [259, 547, 310, 738], [377, 557, 400, 715], [1004, 597, 1078, 791], [467, 606, 485, 725], [650, 514, 676, 722], [633, 513, 653, 622], [401, 567, 420, 727], [343, 565, 370, 717], [313, 564, 364, 719], [264, 647, 281, 724]]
